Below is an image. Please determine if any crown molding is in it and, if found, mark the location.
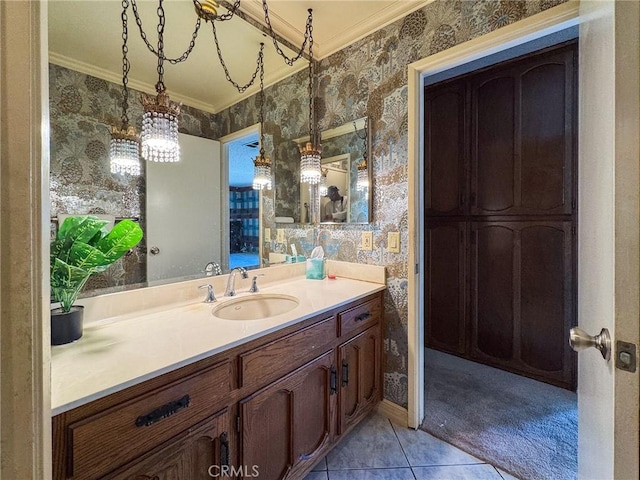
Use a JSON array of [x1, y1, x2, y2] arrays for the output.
[[49, 51, 307, 115], [239, 0, 433, 60], [49, 52, 220, 114]]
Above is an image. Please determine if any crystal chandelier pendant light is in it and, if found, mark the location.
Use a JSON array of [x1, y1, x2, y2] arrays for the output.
[[141, 90, 181, 163], [300, 142, 322, 184], [356, 158, 369, 191], [110, 0, 140, 176], [110, 125, 141, 175], [253, 45, 271, 191], [300, 9, 322, 184], [253, 154, 272, 190], [141, 0, 181, 163], [319, 168, 328, 196]]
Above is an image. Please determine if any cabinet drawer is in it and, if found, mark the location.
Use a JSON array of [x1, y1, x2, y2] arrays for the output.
[[68, 361, 231, 479], [339, 297, 381, 337], [240, 316, 336, 388]]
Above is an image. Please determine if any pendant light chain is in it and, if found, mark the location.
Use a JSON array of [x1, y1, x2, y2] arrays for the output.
[[262, 1, 312, 66], [155, 0, 167, 92], [211, 22, 264, 93], [120, 0, 131, 129], [131, 0, 201, 65], [259, 50, 266, 159], [307, 11, 315, 142]]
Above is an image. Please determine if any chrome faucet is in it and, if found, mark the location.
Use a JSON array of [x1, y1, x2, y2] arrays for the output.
[[225, 267, 248, 297], [249, 274, 265, 293], [204, 261, 222, 276], [198, 284, 217, 303]]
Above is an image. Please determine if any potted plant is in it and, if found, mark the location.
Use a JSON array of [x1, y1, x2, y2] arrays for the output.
[[50, 215, 143, 345]]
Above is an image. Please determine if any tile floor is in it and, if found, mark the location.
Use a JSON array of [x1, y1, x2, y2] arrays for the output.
[[304, 413, 519, 480]]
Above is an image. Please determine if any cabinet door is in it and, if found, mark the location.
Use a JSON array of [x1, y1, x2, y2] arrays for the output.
[[240, 350, 335, 480], [108, 408, 231, 480], [469, 221, 575, 389], [424, 221, 467, 355], [424, 79, 467, 217], [470, 44, 576, 216], [338, 325, 382, 435]]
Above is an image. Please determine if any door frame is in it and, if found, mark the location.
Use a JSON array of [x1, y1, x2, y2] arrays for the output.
[[407, 0, 581, 429], [219, 123, 262, 272], [409, 0, 640, 476]]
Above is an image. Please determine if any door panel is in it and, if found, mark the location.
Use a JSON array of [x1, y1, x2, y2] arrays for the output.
[[471, 45, 576, 216], [425, 222, 466, 355], [471, 223, 515, 361], [470, 221, 574, 389], [472, 75, 516, 214], [424, 81, 466, 217]]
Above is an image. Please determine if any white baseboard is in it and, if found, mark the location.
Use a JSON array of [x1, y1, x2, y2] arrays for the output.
[[377, 399, 408, 428]]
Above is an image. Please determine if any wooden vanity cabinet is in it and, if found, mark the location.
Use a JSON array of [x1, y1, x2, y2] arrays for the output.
[[240, 350, 336, 480], [338, 324, 382, 436], [106, 408, 230, 480], [52, 291, 384, 480]]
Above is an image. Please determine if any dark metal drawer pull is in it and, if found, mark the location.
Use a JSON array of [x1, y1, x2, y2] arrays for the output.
[[342, 361, 349, 387], [330, 366, 337, 395], [220, 432, 229, 466], [135, 394, 190, 427], [355, 312, 372, 322]]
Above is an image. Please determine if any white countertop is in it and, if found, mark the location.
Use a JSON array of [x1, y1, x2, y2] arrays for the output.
[[51, 275, 385, 416]]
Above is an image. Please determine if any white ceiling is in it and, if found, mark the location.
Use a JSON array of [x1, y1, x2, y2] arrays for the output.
[[48, 0, 430, 113]]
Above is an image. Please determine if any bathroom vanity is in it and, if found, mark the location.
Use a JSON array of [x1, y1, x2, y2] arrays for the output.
[[51, 268, 384, 480]]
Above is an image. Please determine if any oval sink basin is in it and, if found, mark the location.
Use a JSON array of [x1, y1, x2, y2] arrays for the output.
[[212, 294, 299, 321]]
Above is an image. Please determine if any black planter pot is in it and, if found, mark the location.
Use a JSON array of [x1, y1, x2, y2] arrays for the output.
[[51, 305, 84, 345]]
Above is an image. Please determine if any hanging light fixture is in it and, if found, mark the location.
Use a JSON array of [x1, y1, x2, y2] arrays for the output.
[[354, 118, 369, 191], [356, 159, 368, 191], [110, 0, 140, 176], [319, 168, 328, 196], [300, 9, 322, 184], [141, 0, 181, 163], [253, 45, 272, 190]]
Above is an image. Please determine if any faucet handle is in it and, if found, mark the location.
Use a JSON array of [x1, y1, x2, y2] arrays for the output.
[[249, 274, 265, 293], [199, 284, 217, 303]]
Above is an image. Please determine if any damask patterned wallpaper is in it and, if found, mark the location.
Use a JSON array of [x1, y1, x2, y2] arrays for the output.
[[215, 0, 566, 408], [50, 0, 566, 407]]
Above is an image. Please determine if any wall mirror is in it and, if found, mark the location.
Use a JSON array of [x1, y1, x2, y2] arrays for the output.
[[47, 1, 300, 298], [290, 117, 371, 225]]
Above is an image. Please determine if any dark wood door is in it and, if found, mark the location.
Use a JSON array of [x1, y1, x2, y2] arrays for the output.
[[424, 41, 577, 389], [470, 45, 577, 217], [424, 221, 467, 355], [338, 325, 382, 436], [108, 409, 230, 480], [424, 79, 468, 217], [469, 221, 574, 389], [240, 350, 335, 480]]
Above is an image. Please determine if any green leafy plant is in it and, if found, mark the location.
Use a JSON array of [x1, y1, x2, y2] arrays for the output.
[[51, 215, 143, 313]]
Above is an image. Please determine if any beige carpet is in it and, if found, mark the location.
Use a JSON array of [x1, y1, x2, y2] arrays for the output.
[[421, 348, 577, 480]]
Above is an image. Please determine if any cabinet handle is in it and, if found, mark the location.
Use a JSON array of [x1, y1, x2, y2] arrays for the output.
[[135, 394, 190, 427], [342, 361, 349, 387], [355, 312, 372, 322], [220, 432, 229, 467], [330, 366, 337, 395]]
